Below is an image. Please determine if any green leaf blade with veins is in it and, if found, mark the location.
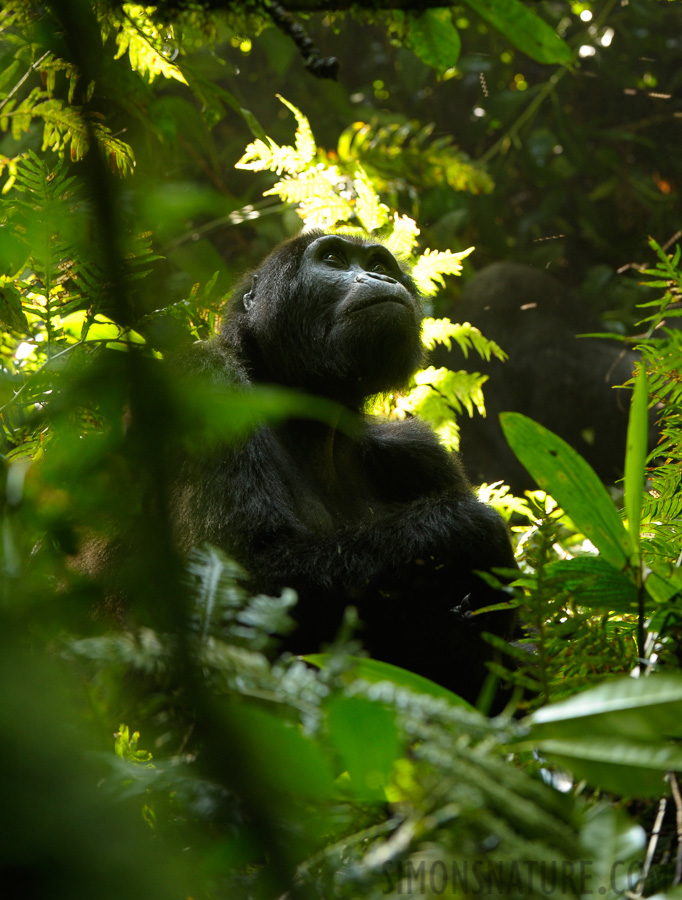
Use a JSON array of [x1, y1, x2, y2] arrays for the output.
[[407, 9, 461, 74], [461, 0, 572, 65]]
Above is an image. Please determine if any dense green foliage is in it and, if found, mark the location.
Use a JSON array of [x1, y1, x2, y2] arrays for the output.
[[1, 2, 682, 898]]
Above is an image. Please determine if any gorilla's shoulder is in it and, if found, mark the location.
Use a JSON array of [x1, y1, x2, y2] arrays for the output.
[[362, 416, 469, 495], [170, 337, 250, 389]]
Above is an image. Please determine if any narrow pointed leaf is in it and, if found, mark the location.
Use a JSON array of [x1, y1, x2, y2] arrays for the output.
[[624, 365, 649, 556], [500, 413, 630, 568]]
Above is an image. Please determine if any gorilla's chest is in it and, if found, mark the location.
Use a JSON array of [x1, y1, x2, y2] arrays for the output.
[[273, 426, 390, 531]]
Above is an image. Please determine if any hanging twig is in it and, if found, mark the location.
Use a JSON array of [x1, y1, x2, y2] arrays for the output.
[[0, 51, 50, 112], [668, 773, 682, 886], [264, 0, 339, 78], [634, 796, 667, 897]]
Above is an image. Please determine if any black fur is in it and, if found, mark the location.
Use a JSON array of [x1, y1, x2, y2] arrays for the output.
[[171, 231, 517, 704], [435, 262, 647, 491]]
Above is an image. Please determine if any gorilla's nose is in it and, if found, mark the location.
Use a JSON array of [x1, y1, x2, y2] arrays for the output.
[[355, 271, 398, 285]]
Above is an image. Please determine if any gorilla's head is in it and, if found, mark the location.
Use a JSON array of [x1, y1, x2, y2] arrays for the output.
[[222, 231, 423, 406]]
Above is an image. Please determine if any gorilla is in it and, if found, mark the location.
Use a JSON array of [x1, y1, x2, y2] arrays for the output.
[[170, 231, 517, 705], [437, 262, 645, 492]]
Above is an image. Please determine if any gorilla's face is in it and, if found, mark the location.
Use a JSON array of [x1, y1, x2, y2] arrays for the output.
[[236, 233, 423, 405], [301, 234, 417, 318]]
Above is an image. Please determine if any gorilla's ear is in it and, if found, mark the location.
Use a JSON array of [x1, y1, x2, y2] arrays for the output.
[[243, 275, 259, 311]]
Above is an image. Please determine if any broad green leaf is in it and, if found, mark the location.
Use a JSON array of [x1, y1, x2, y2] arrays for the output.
[[530, 737, 682, 797], [325, 694, 402, 801], [461, 0, 572, 65], [527, 675, 682, 741], [305, 654, 474, 708], [580, 805, 645, 899], [408, 9, 461, 74], [624, 365, 649, 556], [500, 412, 631, 568], [225, 704, 336, 799], [543, 557, 640, 613], [647, 565, 682, 607], [0, 283, 29, 330], [176, 382, 359, 447]]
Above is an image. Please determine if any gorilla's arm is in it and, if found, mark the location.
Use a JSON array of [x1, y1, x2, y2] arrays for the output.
[[255, 493, 511, 583], [216, 420, 515, 603]]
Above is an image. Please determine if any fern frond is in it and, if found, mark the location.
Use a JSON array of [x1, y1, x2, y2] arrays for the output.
[[337, 120, 494, 195], [13, 149, 78, 199], [115, 4, 187, 85], [263, 168, 342, 203], [385, 213, 420, 258], [29, 100, 135, 175], [187, 545, 297, 648], [353, 164, 390, 232], [276, 94, 316, 167], [93, 123, 135, 176], [3, 86, 46, 139], [398, 366, 490, 449], [421, 317, 507, 362], [414, 365, 488, 417], [237, 136, 304, 176], [412, 247, 474, 294], [236, 96, 316, 176]]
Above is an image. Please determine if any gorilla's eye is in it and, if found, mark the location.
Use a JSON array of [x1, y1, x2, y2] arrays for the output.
[[322, 251, 345, 266], [369, 256, 392, 275]]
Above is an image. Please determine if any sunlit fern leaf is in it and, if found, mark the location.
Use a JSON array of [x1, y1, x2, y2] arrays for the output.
[[276, 95, 316, 168], [421, 317, 507, 362], [298, 199, 356, 229], [236, 137, 310, 176], [399, 367, 489, 450], [30, 100, 135, 175], [413, 365, 488, 418], [401, 383, 461, 450], [412, 247, 474, 294], [353, 164, 390, 233], [237, 96, 316, 176], [384, 213, 420, 258], [337, 119, 494, 195], [114, 4, 187, 85], [263, 168, 344, 204]]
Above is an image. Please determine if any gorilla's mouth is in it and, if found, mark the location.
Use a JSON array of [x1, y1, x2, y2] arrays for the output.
[[348, 292, 412, 313]]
